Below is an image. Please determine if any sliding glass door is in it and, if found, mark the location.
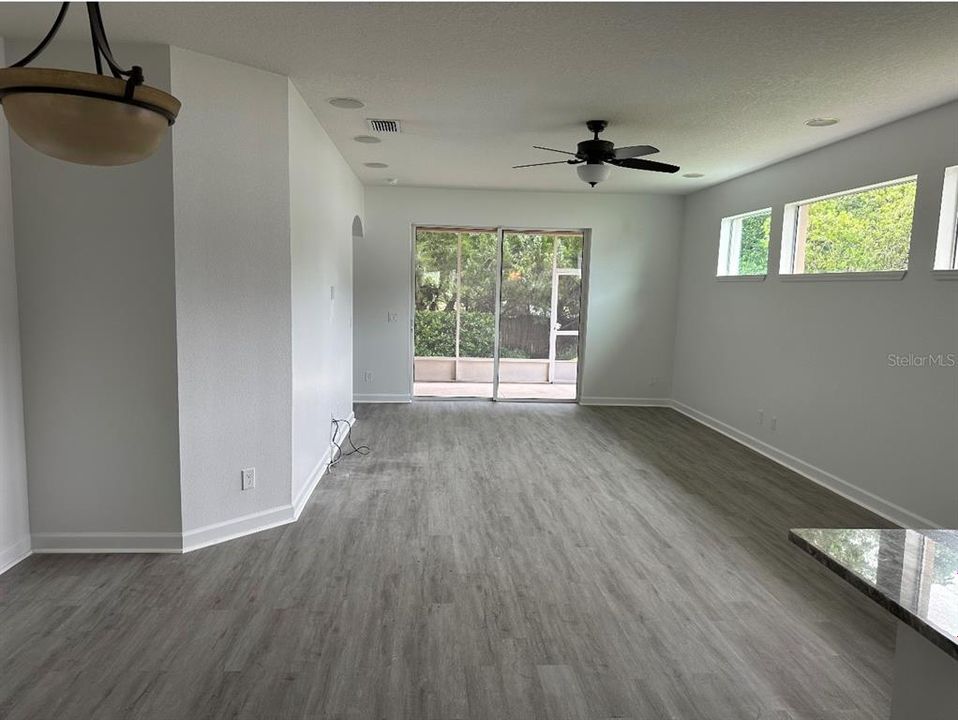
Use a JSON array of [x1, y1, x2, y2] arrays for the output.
[[414, 228, 497, 398], [413, 226, 585, 401], [497, 231, 582, 400]]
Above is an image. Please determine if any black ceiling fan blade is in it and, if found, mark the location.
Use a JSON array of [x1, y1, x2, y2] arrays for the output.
[[533, 145, 577, 156], [611, 157, 680, 173], [613, 144, 659, 159], [513, 160, 573, 169]]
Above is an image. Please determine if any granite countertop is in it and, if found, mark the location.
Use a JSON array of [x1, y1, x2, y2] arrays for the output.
[[789, 528, 958, 659]]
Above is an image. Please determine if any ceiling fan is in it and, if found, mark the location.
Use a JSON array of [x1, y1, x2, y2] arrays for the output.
[[514, 120, 679, 187]]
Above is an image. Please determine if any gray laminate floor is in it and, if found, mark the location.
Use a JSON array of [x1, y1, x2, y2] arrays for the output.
[[0, 404, 896, 719]]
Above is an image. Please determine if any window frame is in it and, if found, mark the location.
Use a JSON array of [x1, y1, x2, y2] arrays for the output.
[[779, 175, 917, 278], [716, 207, 772, 278], [933, 166, 958, 274]]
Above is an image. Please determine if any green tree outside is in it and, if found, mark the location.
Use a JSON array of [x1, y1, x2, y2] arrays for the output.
[[414, 231, 582, 360], [802, 181, 915, 273], [738, 212, 771, 275]]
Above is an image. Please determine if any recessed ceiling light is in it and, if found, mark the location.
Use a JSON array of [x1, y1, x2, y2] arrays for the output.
[[805, 117, 839, 127], [328, 97, 364, 109], [364, 162, 389, 168], [682, 172, 705, 178], [354, 135, 381, 144], [386, 178, 399, 185]]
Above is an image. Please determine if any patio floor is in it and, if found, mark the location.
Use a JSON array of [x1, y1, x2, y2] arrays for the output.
[[413, 381, 576, 400]]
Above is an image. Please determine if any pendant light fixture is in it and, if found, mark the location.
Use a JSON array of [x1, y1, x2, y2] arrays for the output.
[[0, 2, 181, 166]]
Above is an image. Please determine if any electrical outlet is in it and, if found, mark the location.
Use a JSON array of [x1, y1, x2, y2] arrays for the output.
[[363, 371, 373, 382], [758, 409, 764, 425], [241, 467, 255, 490], [387, 311, 399, 323], [769, 416, 777, 431], [649, 376, 658, 387]]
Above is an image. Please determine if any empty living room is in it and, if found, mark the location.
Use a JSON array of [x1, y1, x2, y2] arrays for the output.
[[0, 2, 956, 719]]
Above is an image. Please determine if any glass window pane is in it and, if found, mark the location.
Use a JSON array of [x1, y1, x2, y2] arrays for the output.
[[736, 212, 770, 275], [718, 209, 770, 276], [414, 229, 494, 398], [555, 335, 578, 362], [556, 275, 581, 331], [796, 179, 916, 273], [458, 232, 497, 358], [500, 233, 554, 360], [556, 234, 583, 269], [414, 230, 457, 357]]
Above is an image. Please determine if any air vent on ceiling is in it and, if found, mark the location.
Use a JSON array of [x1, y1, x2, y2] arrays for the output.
[[367, 118, 401, 134]]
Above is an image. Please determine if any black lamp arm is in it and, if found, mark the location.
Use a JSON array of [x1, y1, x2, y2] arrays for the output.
[[9, 2, 70, 68], [8, 1, 145, 90]]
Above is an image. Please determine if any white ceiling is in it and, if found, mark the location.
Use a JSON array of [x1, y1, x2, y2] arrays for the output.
[[1, 2, 956, 194]]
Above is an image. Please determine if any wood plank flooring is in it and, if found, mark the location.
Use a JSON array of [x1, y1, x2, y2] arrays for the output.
[[0, 404, 897, 719]]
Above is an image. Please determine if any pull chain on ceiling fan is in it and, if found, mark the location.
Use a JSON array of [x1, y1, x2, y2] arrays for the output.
[[514, 120, 680, 187]]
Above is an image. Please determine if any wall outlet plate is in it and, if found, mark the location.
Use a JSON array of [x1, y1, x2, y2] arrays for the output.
[[241, 467, 255, 490]]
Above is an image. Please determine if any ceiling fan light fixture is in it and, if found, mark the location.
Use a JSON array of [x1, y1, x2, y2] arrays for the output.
[[517, 121, 679, 184], [0, 2, 180, 166], [576, 162, 611, 187]]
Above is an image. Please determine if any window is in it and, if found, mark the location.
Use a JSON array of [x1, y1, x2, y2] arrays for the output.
[[717, 208, 771, 276], [780, 177, 917, 275], [934, 166, 958, 271]]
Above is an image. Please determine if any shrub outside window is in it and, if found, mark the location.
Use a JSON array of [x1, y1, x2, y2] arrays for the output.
[[717, 208, 771, 276], [780, 177, 917, 275]]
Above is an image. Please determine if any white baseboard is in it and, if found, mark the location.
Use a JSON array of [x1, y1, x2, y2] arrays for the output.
[[580, 396, 672, 407], [293, 413, 355, 520], [181, 504, 293, 553], [184, 414, 358, 552], [0, 536, 32, 575], [354, 393, 411, 403], [25, 418, 360, 557], [29, 419, 361, 557], [31, 531, 182, 553], [668, 400, 936, 529]]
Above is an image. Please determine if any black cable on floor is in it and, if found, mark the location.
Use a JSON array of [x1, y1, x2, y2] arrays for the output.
[[329, 417, 370, 471]]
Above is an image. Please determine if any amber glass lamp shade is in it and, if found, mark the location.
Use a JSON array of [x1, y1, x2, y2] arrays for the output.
[[0, 68, 180, 166]]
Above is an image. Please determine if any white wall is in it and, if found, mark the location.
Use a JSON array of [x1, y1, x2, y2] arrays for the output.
[[170, 48, 293, 536], [356, 187, 684, 402], [0, 43, 363, 559], [8, 41, 182, 550], [0, 38, 31, 572], [673, 102, 958, 528], [288, 82, 363, 504]]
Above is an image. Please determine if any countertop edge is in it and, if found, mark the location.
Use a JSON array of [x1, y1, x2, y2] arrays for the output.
[[787, 529, 958, 661]]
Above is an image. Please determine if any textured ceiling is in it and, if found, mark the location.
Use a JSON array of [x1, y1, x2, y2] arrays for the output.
[[1, 2, 956, 194]]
